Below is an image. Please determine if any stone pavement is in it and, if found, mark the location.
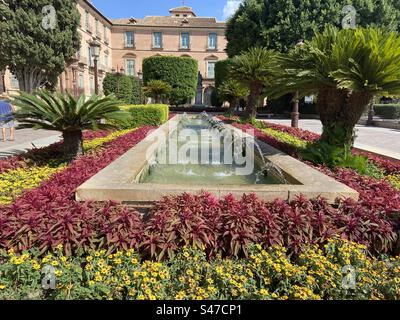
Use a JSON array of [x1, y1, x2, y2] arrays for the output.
[[0, 128, 61, 159], [261, 119, 400, 160]]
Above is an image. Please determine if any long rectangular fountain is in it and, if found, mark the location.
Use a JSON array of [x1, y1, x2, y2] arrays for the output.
[[76, 114, 358, 205]]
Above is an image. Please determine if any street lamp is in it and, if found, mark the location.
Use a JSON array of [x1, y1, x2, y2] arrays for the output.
[[89, 39, 101, 95], [291, 39, 305, 128]]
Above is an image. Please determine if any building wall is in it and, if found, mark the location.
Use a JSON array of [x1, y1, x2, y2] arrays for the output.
[[1, 1, 228, 105], [111, 26, 227, 80], [61, 0, 113, 97]]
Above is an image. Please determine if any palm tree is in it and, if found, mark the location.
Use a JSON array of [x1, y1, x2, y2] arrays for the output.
[[12, 91, 127, 161], [143, 80, 172, 104], [229, 47, 277, 120], [269, 27, 400, 148], [217, 79, 249, 115]]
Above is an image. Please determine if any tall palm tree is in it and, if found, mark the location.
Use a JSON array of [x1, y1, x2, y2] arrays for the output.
[[217, 79, 249, 115], [12, 91, 127, 161], [143, 80, 172, 104], [269, 27, 400, 148], [229, 47, 277, 119]]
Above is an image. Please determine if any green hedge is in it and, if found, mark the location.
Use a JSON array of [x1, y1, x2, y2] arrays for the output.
[[214, 59, 232, 106], [120, 104, 169, 128], [142, 56, 198, 105], [103, 73, 143, 104], [374, 104, 400, 119]]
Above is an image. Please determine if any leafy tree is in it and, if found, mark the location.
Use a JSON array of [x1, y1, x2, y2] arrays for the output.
[[0, 0, 81, 92], [217, 79, 249, 115], [269, 27, 400, 149], [143, 80, 172, 103], [226, 0, 400, 56], [12, 91, 126, 160], [229, 47, 277, 119], [143, 56, 198, 105], [103, 73, 143, 104]]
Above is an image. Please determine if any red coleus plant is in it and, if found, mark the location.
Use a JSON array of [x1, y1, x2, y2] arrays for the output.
[[0, 127, 153, 255]]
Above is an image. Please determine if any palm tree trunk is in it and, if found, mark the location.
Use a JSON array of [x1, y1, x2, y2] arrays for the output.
[[62, 130, 84, 161], [227, 98, 238, 116], [317, 86, 373, 148], [245, 84, 262, 120]]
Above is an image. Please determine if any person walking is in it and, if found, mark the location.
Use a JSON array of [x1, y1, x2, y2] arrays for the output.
[[0, 97, 15, 142]]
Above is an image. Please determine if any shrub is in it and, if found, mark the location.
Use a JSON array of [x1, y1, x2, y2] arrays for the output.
[[374, 104, 400, 119], [121, 104, 169, 128], [103, 73, 143, 105], [143, 80, 172, 103], [214, 59, 232, 105], [142, 56, 198, 105]]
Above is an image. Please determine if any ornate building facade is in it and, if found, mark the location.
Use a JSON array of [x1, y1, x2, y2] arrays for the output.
[[2, 1, 227, 106]]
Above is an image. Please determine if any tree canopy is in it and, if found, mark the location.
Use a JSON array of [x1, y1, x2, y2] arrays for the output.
[[0, 0, 81, 92], [226, 0, 400, 56]]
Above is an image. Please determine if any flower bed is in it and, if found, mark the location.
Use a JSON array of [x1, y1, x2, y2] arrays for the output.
[[0, 129, 112, 175], [1, 238, 399, 300], [0, 127, 153, 254], [0, 129, 135, 205]]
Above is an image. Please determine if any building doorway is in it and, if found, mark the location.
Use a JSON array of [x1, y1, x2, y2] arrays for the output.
[[204, 86, 214, 106]]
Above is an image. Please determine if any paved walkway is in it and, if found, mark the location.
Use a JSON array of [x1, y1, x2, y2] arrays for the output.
[[261, 119, 400, 160], [0, 128, 61, 159]]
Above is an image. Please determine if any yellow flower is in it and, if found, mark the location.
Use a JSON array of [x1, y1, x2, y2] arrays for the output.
[[186, 269, 194, 276], [0, 284, 6, 290], [55, 270, 63, 277], [51, 260, 59, 267]]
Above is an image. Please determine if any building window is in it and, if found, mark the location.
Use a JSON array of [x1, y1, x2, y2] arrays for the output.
[[125, 31, 134, 47], [180, 33, 190, 49], [85, 11, 90, 30], [104, 54, 109, 68], [208, 33, 217, 50], [95, 19, 99, 37], [88, 46, 94, 67], [153, 32, 163, 49], [207, 61, 216, 79], [125, 59, 135, 76], [104, 25, 108, 42], [78, 73, 84, 89]]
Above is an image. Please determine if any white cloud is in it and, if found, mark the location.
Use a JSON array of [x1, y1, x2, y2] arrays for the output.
[[223, 0, 242, 20]]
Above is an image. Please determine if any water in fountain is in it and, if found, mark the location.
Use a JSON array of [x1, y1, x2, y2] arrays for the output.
[[142, 114, 286, 185]]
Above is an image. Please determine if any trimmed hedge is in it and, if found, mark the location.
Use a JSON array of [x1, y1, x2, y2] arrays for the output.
[[142, 56, 198, 105], [214, 59, 232, 106], [374, 104, 400, 119], [103, 73, 143, 104], [121, 104, 169, 128]]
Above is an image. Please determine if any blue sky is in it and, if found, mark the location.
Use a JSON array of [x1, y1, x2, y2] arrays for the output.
[[91, 0, 242, 21]]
